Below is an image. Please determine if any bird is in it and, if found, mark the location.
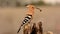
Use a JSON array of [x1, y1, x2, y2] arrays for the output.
[[17, 4, 42, 33]]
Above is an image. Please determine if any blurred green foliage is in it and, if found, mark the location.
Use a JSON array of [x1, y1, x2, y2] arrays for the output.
[[16, 1, 21, 7], [31, 1, 46, 6], [16, 0, 46, 7]]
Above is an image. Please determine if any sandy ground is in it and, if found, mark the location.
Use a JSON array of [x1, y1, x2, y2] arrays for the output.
[[0, 6, 60, 34]]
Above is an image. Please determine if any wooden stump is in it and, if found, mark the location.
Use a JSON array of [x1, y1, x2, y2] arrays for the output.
[[38, 22, 43, 34], [23, 21, 43, 34], [31, 23, 38, 34], [23, 23, 31, 34]]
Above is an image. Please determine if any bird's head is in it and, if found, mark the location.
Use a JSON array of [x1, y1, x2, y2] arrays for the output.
[[26, 4, 42, 12], [26, 4, 35, 10]]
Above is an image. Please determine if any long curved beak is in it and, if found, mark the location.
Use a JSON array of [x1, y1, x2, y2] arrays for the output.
[[36, 7, 42, 12]]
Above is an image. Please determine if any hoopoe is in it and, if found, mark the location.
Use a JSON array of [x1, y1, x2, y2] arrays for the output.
[[17, 4, 42, 33]]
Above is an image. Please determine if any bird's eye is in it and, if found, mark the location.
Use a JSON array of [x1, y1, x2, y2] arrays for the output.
[[32, 7, 34, 8]]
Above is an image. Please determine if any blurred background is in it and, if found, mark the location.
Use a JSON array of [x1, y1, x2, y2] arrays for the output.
[[0, 0, 60, 7], [0, 0, 60, 34]]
